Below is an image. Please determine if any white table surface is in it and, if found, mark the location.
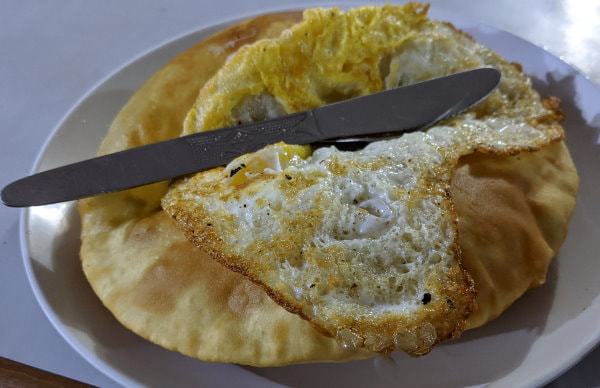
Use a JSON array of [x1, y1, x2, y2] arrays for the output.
[[1, 1, 599, 387]]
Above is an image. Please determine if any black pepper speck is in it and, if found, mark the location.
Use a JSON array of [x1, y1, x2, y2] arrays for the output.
[[230, 166, 244, 177], [422, 293, 432, 305]]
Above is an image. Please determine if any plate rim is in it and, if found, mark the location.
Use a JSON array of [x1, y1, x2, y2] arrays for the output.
[[19, 3, 600, 387]]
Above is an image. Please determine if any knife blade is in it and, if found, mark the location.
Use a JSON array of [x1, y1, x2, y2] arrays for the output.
[[1, 68, 500, 207]]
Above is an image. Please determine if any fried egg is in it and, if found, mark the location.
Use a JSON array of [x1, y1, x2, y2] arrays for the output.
[[162, 4, 565, 355]]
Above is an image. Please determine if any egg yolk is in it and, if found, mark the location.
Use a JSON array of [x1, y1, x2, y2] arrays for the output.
[[227, 143, 311, 185]]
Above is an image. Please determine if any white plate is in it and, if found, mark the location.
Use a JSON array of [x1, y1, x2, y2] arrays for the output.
[[21, 6, 600, 388]]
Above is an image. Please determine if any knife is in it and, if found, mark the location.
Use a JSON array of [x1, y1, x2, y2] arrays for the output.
[[1, 68, 501, 207]]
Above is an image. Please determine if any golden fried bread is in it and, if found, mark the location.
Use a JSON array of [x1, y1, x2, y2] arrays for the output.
[[79, 4, 578, 364], [453, 141, 578, 328]]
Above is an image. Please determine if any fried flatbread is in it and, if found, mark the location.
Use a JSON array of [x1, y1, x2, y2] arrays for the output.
[[79, 5, 578, 364]]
